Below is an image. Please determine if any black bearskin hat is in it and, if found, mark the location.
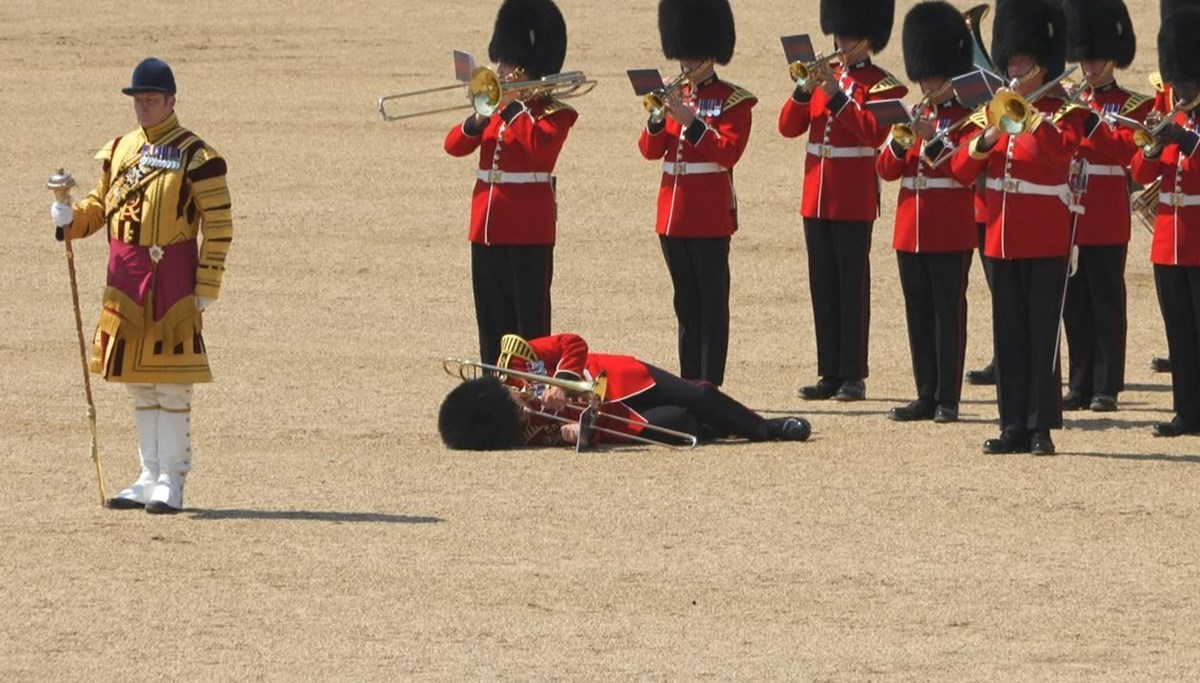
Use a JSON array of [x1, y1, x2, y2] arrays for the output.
[[1064, 0, 1135, 68], [488, 0, 567, 78], [659, 0, 736, 65], [820, 0, 895, 53], [902, 1, 974, 81], [992, 0, 1067, 79], [438, 377, 523, 451], [1160, 6, 1200, 84]]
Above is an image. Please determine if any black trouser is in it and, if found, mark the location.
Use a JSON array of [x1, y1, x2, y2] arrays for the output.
[[1154, 264, 1200, 425], [976, 222, 996, 368], [897, 250, 972, 407], [1063, 244, 1128, 396], [623, 365, 768, 442], [991, 256, 1068, 433], [803, 218, 872, 380], [471, 243, 553, 364], [659, 236, 731, 386]]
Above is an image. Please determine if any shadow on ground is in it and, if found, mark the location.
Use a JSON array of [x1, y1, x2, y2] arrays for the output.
[[187, 508, 444, 524]]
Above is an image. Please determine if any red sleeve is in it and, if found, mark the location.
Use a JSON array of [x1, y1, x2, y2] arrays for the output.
[[948, 127, 989, 186], [834, 82, 908, 148], [638, 121, 669, 160], [1023, 107, 1088, 170], [1130, 149, 1163, 185], [506, 107, 578, 160], [778, 92, 812, 139], [690, 99, 755, 168], [1105, 98, 1156, 162], [875, 140, 908, 181], [444, 118, 484, 157], [529, 334, 590, 378]]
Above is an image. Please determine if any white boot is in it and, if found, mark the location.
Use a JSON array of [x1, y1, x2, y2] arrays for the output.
[[107, 386, 159, 510], [146, 385, 192, 514]]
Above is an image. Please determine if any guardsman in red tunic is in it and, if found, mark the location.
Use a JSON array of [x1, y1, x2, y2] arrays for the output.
[[1128, 8, 1200, 437], [637, 0, 755, 388], [443, 0, 578, 366], [950, 0, 1105, 455], [1059, 0, 1153, 413], [437, 334, 812, 449], [876, 1, 980, 424], [779, 0, 907, 402]]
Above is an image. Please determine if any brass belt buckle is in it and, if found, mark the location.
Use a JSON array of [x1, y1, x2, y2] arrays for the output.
[[676, 162, 687, 175], [1003, 178, 1019, 193], [488, 169, 502, 183], [1173, 193, 1184, 207], [915, 176, 928, 190], [820, 145, 833, 159]]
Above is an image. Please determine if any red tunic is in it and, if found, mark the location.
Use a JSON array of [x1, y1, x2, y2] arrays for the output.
[[1073, 83, 1153, 245], [876, 98, 980, 253], [637, 75, 756, 237], [443, 96, 578, 245], [778, 60, 908, 221], [1130, 112, 1200, 266], [503, 334, 657, 445], [951, 97, 1098, 259]]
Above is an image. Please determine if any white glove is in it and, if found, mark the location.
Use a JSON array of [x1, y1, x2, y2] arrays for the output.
[[195, 296, 215, 312], [51, 202, 74, 228]]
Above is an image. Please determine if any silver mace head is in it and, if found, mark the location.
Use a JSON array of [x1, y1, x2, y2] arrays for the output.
[[47, 168, 76, 203]]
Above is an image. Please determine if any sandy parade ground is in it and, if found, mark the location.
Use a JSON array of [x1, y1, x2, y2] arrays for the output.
[[2, 0, 1199, 679]]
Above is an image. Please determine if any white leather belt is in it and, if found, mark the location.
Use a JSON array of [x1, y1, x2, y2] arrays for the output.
[[901, 176, 963, 191], [986, 177, 1083, 214], [1159, 191, 1200, 207], [476, 170, 552, 184], [806, 143, 876, 159], [985, 177, 1070, 198], [662, 161, 728, 175], [1084, 164, 1126, 177]]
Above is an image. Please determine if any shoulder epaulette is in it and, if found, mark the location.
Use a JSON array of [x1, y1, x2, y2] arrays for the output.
[[723, 84, 756, 110], [1150, 71, 1164, 93], [967, 108, 988, 129], [95, 136, 121, 162], [869, 72, 905, 95], [539, 97, 575, 117], [1121, 92, 1153, 116], [1053, 101, 1085, 122]]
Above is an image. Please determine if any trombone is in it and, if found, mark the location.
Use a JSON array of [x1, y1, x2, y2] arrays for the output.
[[442, 358, 700, 450], [891, 93, 936, 148], [378, 66, 596, 121], [643, 60, 713, 119], [986, 65, 1079, 135], [789, 50, 843, 90]]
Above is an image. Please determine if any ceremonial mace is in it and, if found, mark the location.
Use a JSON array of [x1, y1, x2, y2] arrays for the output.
[[47, 169, 107, 506]]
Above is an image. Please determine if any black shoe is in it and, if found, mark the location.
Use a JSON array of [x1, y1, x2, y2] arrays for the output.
[[104, 497, 145, 510], [1151, 357, 1172, 373], [798, 378, 840, 401], [933, 405, 959, 423], [982, 431, 1031, 454], [888, 400, 936, 422], [834, 380, 866, 402], [145, 501, 183, 515], [1062, 389, 1092, 411], [1152, 415, 1198, 437], [965, 363, 996, 386], [1090, 394, 1118, 412], [768, 417, 812, 442], [1031, 431, 1056, 456]]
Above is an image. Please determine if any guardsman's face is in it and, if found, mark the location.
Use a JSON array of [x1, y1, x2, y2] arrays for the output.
[[496, 62, 523, 83], [1006, 55, 1042, 94], [1081, 59, 1114, 86], [133, 92, 175, 129], [919, 78, 950, 99], [833, 36, 868, 60]]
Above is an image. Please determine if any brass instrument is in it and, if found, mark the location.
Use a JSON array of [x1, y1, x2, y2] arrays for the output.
[[789, 50, 843, 90], [891, 93, 940, 148], [1131, 179, 1161, 235], [986, 65, 1080, 135], [963, 4, 995, 72], [441, 358, 700, 450], [643, 60, 713, 119], [378, 66, 596, 121]]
